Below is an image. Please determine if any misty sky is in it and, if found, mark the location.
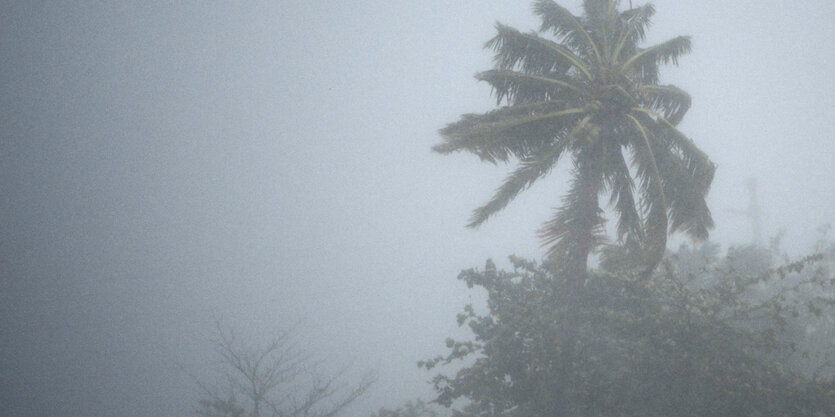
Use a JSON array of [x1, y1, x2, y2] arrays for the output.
[[1, 1, 834, 416]]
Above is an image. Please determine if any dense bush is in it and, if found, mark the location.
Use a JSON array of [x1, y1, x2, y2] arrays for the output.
[[418, 240, 835, 416]]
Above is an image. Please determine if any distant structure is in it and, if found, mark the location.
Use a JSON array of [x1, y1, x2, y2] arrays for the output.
[[728, 178, 763, 246], [745, 178, 763, 246]]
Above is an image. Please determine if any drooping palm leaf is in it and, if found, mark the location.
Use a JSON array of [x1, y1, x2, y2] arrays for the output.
[[487, 24, 593, 81], [632, 108, 716, 192], [469, 137, 571, 228], [582, 0, 618, 53], [533, 0, 602, 64], [638, 85, 691, 125], [623, 36, 691, 83], [602, 141, 644, 247], [487, 24, 572, 76], [476, 70, 581, 105], [436, 101, 581, 162], [612, 4, 655, 62], [539, 142, 607, 264], [648, 126, 715, 240], [626, 113, 668, 272]]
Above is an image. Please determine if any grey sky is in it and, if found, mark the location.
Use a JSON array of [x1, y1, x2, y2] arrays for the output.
[[1, 1, 833, 416]]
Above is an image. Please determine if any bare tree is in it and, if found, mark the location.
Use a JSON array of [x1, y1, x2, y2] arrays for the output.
[[193, 322, 375, 417]]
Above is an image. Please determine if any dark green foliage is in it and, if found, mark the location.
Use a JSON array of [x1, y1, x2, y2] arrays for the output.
[[420, 242, 835, 416], [371, 400, 442, 417]]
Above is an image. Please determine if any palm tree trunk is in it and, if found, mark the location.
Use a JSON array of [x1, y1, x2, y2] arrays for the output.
[[553, 155, 601, 416], [565, 143, 604, 292]]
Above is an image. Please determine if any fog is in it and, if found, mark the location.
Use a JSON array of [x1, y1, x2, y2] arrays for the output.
[[1, 1, 833, 416]]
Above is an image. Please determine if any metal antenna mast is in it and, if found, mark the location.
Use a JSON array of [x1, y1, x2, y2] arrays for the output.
[[745, 178, 763, 246], [727, 178, 764, 246]]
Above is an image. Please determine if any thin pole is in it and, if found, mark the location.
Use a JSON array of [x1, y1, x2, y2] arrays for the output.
[[745, 178, 763, 246]]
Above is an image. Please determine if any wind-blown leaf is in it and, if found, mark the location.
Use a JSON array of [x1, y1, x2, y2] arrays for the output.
[[476, 69, 581, 105], [657, 146, 715, 239], [612, 3, 655, 62], [582, 0, 618, 52], [582, 0, 617, 25], [469, 137, 571, 228], [631, 107, 715, 187], [623, 36, 691, 83], [435, 104, 585, 163], [626, 114, 668, 273], [638, 85, 691, 125], [603, 141, 643, 246], [533, 0, 602, 63], [487, 24, 592, 80], [646, 124, 715, 240], [487, 23, 572, 75], [540, 142, 606, 270], [445, 108, 587, 140]]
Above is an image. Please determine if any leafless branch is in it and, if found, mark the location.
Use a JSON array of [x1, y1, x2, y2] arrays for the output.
[[191, 320, 376, 417]]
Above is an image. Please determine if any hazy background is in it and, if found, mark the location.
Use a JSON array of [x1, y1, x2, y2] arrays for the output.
[[1, 1, 833, 416]]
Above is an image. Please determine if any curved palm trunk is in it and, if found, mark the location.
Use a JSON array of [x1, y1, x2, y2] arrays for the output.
[[547, 141, 605, 290], [560, 208, 597, 302], [555, 193, 596, 416], [547, 144, 604, 416]]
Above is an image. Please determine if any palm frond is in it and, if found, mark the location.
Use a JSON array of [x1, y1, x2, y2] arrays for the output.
[[532, 0, 602, 63], [582, 0, 618, 24], [540, 142, 606, 265], [486, 23, 573, 75], [626, 113, 668, 272], [602, 141, 643, 246], [620, 1, 656, 22], [468, 137, 570, 228], [476, 69, 582, 105], [631, 107, 714, 179], [582, 0, 618, 52], [653, 139, 715, 240], [435, 103, 585, 163], [487, 23, 594, 81], [622, 36, 691, 83], [447, 108, 587, 140], [612, 3, 655, 62], [637, 85, 691, 125], [640, 118, 715, 240]]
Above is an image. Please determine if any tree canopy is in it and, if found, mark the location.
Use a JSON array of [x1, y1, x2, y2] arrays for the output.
[[410, 2, 835, 416], [435, 0, 715, 280], [419, 240, 835, 416]]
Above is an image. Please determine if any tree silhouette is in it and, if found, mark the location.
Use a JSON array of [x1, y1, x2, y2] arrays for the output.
[[435, 0, 715, 284], [193, 322, 374, 417]]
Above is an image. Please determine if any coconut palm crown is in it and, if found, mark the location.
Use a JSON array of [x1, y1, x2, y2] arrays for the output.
[[434, 0, 715, 281]]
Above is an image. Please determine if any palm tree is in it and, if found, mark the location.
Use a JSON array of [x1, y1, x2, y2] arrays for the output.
[[435, 0, 715, 285]]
